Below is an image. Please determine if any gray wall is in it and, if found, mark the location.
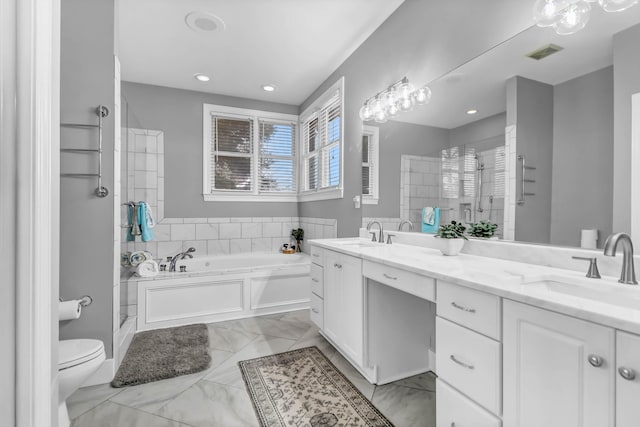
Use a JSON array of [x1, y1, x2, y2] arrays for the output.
[[122, 81, 299, 218], [613, 23, 640, 234], [449, 113, 506, 148], [551, 66, 614, 247], [507, 76, 554, 244], [299, 0, 535, 237], [364, 121, 449, 218], [60, 0, 115, 357]]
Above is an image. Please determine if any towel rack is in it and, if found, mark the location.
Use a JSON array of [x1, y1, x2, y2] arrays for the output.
[[517, 154, 536, 205], [61, 105, 110, 198]]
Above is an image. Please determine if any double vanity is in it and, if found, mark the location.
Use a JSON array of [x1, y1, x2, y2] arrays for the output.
[[309, 236, 640, 427]]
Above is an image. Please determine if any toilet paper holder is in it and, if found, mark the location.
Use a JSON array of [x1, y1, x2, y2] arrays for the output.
[[59, 295, 93, 307]]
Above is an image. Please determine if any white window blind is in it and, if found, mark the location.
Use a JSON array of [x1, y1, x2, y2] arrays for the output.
[[210, 116, 253, 192], [441, 146, 460, 199], [258, 120, 296, 192], [302, 87, 343, 193], [361, 125, 379, 204]]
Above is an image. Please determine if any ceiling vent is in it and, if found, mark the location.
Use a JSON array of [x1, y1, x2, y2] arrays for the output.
[[526, 44, 564, 61]]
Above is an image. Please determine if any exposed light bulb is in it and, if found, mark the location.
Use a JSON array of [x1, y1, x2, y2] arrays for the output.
[[533, 0, 569, 27], [598, 0, 639, 11], [382, 89, 397, 110], [398, 96, 414, 112], [387, 102, 400, 118], [413, 86, 432, 105], [374, 109, 387, 123], [554, 0, 591, 34], [359, 103, 373, 121]]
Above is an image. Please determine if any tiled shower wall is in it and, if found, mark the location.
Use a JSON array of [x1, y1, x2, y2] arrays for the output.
[[121, 128, 337, 262]]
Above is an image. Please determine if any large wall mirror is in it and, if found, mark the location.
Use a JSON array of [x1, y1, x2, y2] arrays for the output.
[[361, 6, 640, 249]]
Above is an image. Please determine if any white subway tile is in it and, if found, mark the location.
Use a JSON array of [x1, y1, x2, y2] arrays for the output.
[[160, 218, 184, 224], [157, 154, 164, 177], [208, 217, 230, 223], [157, 177, 164, 201], [262, 222, 282, 238], [230, 239, 251, 254], [219, 223, 242, 239], [196, 223, 219, 240], [242, 222, 262, 238], [184, 218, 207, 224], [146, 135, 158, 153], [252, 217, 272, 222], [230, 217, 252, 223], [171, 224, 196, 241], [208, 239, 230, 255], [157, 241, 182, 258], [251, 238, 271, 252], [153, 224, 171, 241], [182, 240, 207, 255]]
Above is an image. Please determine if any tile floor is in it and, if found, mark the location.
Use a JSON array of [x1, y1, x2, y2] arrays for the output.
[[68, 310, 436, 427]]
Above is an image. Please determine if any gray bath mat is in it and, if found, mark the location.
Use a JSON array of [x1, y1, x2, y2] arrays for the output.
[[239, 346, 393, 426], [111, 323, 211, 388]]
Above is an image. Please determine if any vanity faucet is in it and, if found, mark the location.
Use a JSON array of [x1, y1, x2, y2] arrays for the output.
[[169, 247, 196, 272], [366, 221, 384, 243], [603, 233, 637, 285], [398, 220, 414, 232]]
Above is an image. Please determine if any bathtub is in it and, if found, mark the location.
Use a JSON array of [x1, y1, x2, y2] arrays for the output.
[[135, 253, 311, 331]]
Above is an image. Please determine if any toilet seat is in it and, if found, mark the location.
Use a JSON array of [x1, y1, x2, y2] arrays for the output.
[[58, 339, 105, 370]]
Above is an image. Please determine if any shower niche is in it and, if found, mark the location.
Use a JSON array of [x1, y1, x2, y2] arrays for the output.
[[399, 136, 505, 238]]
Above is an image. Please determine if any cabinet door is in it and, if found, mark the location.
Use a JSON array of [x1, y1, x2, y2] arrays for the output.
[[322, 250, 363, 365], [616, 331, 640, 427], [503, 300, 614, 427]]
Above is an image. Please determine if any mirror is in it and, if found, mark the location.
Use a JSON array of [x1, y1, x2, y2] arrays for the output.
[[362, 6, 640, 248]]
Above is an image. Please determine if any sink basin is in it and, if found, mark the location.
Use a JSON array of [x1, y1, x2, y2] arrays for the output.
[[524, 276, 640, 309], [336, 240, 379, 248]]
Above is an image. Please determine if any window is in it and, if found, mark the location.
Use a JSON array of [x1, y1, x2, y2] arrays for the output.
[[299, 77, 344, 201], [361, 125, 379, 204], [203, 105, 298, 202]]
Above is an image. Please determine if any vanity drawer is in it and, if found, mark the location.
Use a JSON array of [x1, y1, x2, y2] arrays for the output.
[[310, 293, 323, 328], [437, 280, 501, 340], [436, 317, 501, 415], [310, 245, 324, 266], [436, 379, 501, 427], [363, 260, 435, 302], [310, 263, 323, 297]]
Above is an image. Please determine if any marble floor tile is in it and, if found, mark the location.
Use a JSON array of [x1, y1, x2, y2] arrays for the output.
[[328, 351, 376, 400], [71, 401, 188, 427], [391, 371, 437, 392], [288, 326, 338, 360], [204, 334, 296, 389], [108, 349, 232, 413], [66, 382, 124, 420], [206, 324, 257, 353], [371, 383, 436, 427], [221, 315, 311, 340], [277, 309, 313, 326], [156, 380, 259, 427]]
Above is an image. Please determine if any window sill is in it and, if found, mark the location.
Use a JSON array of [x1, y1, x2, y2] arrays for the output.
[[362, 197, 379, 205], [203, 193, 298, 202], [298, 188, 343, 202]]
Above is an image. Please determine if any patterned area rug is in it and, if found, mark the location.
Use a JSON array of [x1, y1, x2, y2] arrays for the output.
[[239, 346, 393, 427], [111, 323, 211, 387]]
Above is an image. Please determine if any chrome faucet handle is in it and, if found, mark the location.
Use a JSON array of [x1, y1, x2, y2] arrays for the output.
[[386, 233, 395, 244], [572, 256, 601, 279], [369, 232, 377, 242]]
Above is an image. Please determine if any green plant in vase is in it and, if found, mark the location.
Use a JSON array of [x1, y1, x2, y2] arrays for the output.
[[291, 228, 304, 253], [434, 220, 467, 256], [468, 220, 498, 238]]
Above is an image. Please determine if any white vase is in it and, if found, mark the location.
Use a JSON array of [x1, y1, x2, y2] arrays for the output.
[[435, 237, 465, 256]]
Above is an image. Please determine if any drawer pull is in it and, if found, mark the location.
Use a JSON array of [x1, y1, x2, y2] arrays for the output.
[[619, 367, 636, 380], [383, 273, 398, 280], [450, 354, 474, 370], [451, 301, 476, 313], [334, 263, 342, 269], [311, 278, 319, 283], [311, 308, 320, 314]]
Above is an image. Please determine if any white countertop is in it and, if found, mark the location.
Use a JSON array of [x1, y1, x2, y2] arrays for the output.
[[311, 238, 640, 335]]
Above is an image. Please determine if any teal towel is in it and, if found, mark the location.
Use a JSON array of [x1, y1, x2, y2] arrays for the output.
[[138, 202, 154, 242], [421, 207, 440, 233], [126, 204, 135, 242]]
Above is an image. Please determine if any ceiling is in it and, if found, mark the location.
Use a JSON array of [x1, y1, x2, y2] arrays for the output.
[[118, 0, 404, 105], [395, 5, 640, 129]]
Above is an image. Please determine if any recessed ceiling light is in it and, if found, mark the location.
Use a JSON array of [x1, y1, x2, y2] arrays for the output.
[[185, 12, 226, 34], [262, 84, 276, 92], [467, 109, 478, 115], [194, 73, 210, 82]]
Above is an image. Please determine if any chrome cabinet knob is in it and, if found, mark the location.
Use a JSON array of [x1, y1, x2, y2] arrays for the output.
[[619, 367, 636, 380], [588, 354, 604, 367]]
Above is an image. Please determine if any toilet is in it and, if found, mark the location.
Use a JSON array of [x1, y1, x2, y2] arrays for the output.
[[58, 339, 105, 427]]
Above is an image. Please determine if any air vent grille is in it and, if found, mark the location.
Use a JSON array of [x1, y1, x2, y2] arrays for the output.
[[526, 44, 564, 61]]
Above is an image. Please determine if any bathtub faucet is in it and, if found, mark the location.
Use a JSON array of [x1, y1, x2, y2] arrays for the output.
[[169, 247, 196, 272]]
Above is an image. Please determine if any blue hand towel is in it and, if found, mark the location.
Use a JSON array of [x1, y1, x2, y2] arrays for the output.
[[138, 202, 154, 242], [126, 204, 135, 242], [421, 207, 440, 233]]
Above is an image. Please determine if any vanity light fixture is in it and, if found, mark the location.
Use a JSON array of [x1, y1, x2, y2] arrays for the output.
[[359, 77, 431, 123], [262, 84, 276, 92], [533, 0, 639, 35], [194, 73, 210, 82]]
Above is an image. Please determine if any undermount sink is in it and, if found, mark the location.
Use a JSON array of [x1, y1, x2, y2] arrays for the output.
[[336, 240, 380, 248], [523, 276, 640, 309]]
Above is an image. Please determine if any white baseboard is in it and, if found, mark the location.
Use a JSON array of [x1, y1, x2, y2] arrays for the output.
[[83, 358, 114, 387]]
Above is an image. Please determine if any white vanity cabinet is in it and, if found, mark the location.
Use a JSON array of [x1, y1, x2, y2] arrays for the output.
[[309, 245, 324, 329], [323, 249, 364, 366], [503, 300, 615, 427], [616, 331, 640, 427]]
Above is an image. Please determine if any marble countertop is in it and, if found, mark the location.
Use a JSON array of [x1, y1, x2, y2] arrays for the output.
[[310, 238, 640, 335]]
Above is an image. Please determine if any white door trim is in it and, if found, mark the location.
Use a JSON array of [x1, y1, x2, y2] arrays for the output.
[[13, 0, 60, 425]]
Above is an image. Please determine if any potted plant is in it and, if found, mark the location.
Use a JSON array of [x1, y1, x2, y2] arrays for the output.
[[291, 228, 304, 253], [468, 220, 498, 239], [434, 220, 467, 256]]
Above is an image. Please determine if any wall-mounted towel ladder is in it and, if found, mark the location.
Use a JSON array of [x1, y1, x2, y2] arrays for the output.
[[61, 105, 110, 198], [517, 154, 536, 205]]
